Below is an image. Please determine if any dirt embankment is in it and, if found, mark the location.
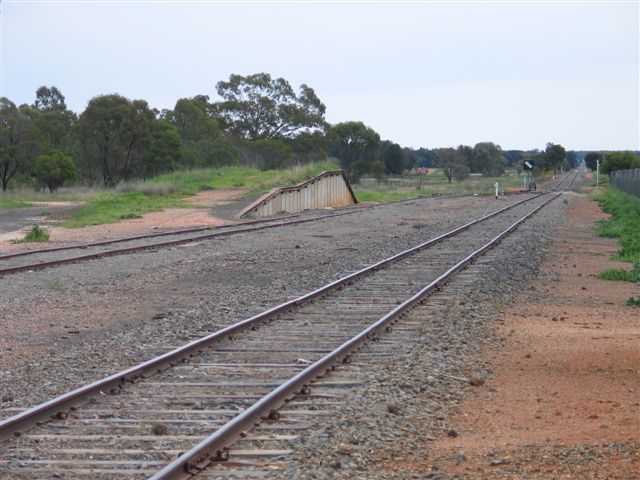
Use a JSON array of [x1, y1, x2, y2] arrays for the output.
[[428, 194, 639, 478]]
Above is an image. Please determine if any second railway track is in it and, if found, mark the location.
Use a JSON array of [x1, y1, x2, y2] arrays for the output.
[[0, 186, 551, 276], [0, 172, 578, 479]]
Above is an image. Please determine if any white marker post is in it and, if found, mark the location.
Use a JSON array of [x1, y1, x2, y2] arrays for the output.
[[596, 159, 600, 189], [494, 182, 499, 199]]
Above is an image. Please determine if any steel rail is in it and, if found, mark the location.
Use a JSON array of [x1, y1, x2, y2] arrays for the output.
[[0, 192, 465, 275], [0, 191, 548, 442], [149, 191, 566, 480], [0, 206, 347, 262], [1, 170, 571, 265], [0, 193, 432, 262], [0, 205, 391, 275], [0, 183, 544, 271]]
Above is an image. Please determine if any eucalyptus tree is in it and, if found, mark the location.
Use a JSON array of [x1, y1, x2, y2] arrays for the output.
[[435, 147, 469, 184], [77, 94, 155, 187], [380, 140, 404, 175], [215, 73, 326, 140], [544, 143, 566, 173], [330, 121, 380, 183], [0, 97, 30, 190], [167, 97, 238, 168], [471, 142, 505, 176]]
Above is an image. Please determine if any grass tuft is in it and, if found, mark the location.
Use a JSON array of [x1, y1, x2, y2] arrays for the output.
[[11, 224, 50, 243], [627, 296, 640, 307], [597, 268, 639, 282]]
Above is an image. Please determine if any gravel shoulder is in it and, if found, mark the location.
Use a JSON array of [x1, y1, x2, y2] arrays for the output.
[[425, 192, 640, 478]]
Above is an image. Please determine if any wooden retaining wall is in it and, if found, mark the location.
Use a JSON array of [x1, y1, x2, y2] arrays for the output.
[[239, 170, 357, 218]]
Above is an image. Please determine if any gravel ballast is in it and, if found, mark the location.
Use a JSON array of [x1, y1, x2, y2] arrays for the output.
[[204, 193, 572, 479], [0, 195, 536, 410]]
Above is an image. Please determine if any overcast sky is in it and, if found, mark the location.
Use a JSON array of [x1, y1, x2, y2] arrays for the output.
[[1, 1, 638, 151]]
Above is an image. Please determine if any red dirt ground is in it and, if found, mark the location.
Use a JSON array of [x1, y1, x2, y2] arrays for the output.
[[427, 194, 639, 478]]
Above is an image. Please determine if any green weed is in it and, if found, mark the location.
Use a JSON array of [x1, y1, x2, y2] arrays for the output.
[[627, 296, 640, 307], [11, 225, 50, 243], [597, 268, 639, 282]]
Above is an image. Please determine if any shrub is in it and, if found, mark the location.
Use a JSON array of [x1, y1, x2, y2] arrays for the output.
[[34, 151, 76, 193]]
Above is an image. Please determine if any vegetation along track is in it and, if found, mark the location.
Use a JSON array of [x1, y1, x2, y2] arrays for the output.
[[0, 173, 577, 479]]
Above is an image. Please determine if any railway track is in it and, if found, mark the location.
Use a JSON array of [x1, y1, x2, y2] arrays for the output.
[[0, 189, 529, 276], [0, 172, 577, 479], [0, 206, 378, 276]]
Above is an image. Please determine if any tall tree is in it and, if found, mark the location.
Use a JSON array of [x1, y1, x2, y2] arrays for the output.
[[544, 143, 566, 173], [215, 73, 326, 140], [601, 151, 640, 174], [34, 86, 67, 112], [402, 147, 421, 171], [380, 140, 404, 175], [414, 148, 439, 168], [31, 86, 76, 157], [584, 151, 602, 171], [330, 121, 380, 183], [248, 139, 293, 170], [471, 142, 505, 176], [0, 98, 31, 190], [167, 97, 238, 167], [138, 120, 183, 179], [435, 148, 469, 183], [288, 130, 330, 165], [77, 94, 155, 187], [503, 150, 525, 168]]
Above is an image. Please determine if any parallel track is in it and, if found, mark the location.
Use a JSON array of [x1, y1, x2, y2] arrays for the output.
[[0, 190, 526, 276], [0, 172, 577, 479]]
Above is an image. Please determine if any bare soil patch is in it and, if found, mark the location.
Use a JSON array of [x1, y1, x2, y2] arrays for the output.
[[426, 194, 639, 478]]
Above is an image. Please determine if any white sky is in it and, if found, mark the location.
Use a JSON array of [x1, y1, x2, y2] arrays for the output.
[[1, 1, 638, 151]]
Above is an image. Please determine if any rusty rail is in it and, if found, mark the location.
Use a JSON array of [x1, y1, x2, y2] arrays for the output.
[[0, 205, 384, 275], [0, 172, 578, 468], [0, 193, 457, 275], [149, 190, 567, 480], [0, 191, 552, 442]]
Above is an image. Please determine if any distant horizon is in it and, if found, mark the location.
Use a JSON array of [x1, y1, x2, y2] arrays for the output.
[[2, 1, 638, 151]]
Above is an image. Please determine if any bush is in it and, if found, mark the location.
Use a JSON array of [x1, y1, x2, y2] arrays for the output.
[[34, 151, 76, 192]]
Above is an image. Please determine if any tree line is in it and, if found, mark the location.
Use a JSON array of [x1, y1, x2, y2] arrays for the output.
[[1, 73, 636, 192], [584, 151, 640, 175]]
